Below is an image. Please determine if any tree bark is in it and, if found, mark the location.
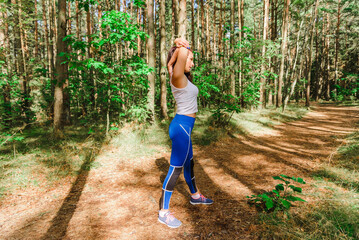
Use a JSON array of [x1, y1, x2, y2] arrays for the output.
[[324, 7, 330, 100], [137, 6, 141, 56], [54, 0, 67, 137], [218, 0, 223, 86], [277, 0, 290, 107], [11, 0, 28, 121], [159, 0, 168, 119], [334, 0, 341, 87], [178, 0, 186, 38], [200, 0, 205, 57], [62, 0, 71, 125], [230, 0, 235, 97], [172, 0, 178, 42], [0, 6, 11, 128], [49, 0, 55, 89], [212, 0, 217, 64], [35, 0, 39, 57], [305, 0, 319, 107], [147, 0, 156, 121], [206, 3, 210, 60], [282, 18, 304, 111], [259, 0, 269, 108], [191, 0, 195, 50], [42, 0, 52, 78], [238, 0, 243, 105]]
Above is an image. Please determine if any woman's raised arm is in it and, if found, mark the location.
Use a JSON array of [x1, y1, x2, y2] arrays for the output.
[[171, 47, 189, 88]]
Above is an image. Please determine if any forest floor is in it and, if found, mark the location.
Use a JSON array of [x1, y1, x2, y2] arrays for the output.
[[0, 103, 358, 240]]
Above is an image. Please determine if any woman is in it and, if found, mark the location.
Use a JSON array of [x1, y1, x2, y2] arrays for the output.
[[158, 38, 213, 228]]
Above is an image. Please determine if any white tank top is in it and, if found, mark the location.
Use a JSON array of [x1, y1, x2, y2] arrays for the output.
[[170, 75, 199, 115]]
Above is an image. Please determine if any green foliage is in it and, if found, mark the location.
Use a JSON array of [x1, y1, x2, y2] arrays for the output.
[[233, 27, 280, 108], [61, 8, 152, 123], [126, 105, 151, 123], [247, 174, 306, 212], [210, 94, 241, 127], [331, 73, 359, 102]]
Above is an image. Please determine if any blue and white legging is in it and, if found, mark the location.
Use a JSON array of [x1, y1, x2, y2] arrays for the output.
[[159, 114, 198, 210]]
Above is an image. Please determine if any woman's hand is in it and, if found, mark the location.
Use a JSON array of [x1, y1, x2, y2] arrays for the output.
[[174, 38, 190, 49]]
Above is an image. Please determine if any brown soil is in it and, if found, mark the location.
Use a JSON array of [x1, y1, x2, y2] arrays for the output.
[[0, 104, 358, 240]]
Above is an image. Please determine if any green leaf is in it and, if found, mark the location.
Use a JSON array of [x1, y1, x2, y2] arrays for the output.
[[285, 195, 307, 202], [280, 174, 293, 180], [281, 199, 291, 209], [293, 177, 306, 184], [265, 198, 274, 210], [273, 176, 286, 182], [275, 184, 284, 191], [272, 190, 280, 196], [289, 185, 302, 193]]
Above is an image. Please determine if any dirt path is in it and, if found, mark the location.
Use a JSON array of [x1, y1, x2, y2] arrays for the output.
[[1, 104, 358, 240]]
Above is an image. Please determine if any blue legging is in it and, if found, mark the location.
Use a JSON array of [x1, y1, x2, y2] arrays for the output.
[[159, 114, 198, 210]]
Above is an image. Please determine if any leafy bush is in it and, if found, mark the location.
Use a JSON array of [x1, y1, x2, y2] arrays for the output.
[[126, 105, 151, 123], [210, 94, 241, 127], [247, 174, 306, 212]]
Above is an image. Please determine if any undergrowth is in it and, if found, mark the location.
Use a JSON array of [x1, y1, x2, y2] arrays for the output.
[[0, 104, 308, 200], [257, 126, 359, 239]]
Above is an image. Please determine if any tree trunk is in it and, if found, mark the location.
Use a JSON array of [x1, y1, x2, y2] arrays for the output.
[[277, 0, 290, 107], [19, 0, 30, 121], [137, 6, 141, 55], [204, 3, 208, 60], [230, 0, 235, 97], [213, 0, 217, 64], [147, 0, 155, 121], [282, 18, 304, 111], [49, 0, 55, 91], [200, 0, 205, 57], [191, 0, 195, 50], [218, 0, 223, 86], [11, 0, 27, 121], [324, 7, 330, 100], [259, 0, 269, 108], [334, 0, 341, 87], [172, 0, 178, 42], [178, 0, 186, 38], [0, 7, 11, 128], [238, 0, 244, 105], [86, 5, 96, 112], [196, 4, 200, 63], [54, 0, 67, 137], [159, 0, 168, 119], [305, 0, 319, 107], [35, 0, 39, 57], [62, 0, 71, 125]]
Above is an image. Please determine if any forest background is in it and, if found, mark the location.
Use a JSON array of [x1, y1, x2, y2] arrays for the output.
[[0, 0, 358, 135], [0, 0, 359, 239]]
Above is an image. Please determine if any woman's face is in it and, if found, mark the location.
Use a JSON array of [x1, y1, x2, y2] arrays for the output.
[[184, 51, 194, 73]]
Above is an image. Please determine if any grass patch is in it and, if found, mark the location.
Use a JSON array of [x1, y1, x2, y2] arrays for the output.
[[109, 122, 170, 160], [258, 194, 359, 239], [312, 167, 359, 192], [192, 104, 308, 145], [230, 104, 308, 136], [0, 125, 104, 199], [256, 124, 359, 239]]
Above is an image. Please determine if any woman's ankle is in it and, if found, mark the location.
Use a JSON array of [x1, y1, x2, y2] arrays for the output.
[[159, 209, 169, 217]]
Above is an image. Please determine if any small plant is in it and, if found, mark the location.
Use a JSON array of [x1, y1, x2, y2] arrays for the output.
[[210, 94, 241, 127], [247, 174, 306, 212]]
